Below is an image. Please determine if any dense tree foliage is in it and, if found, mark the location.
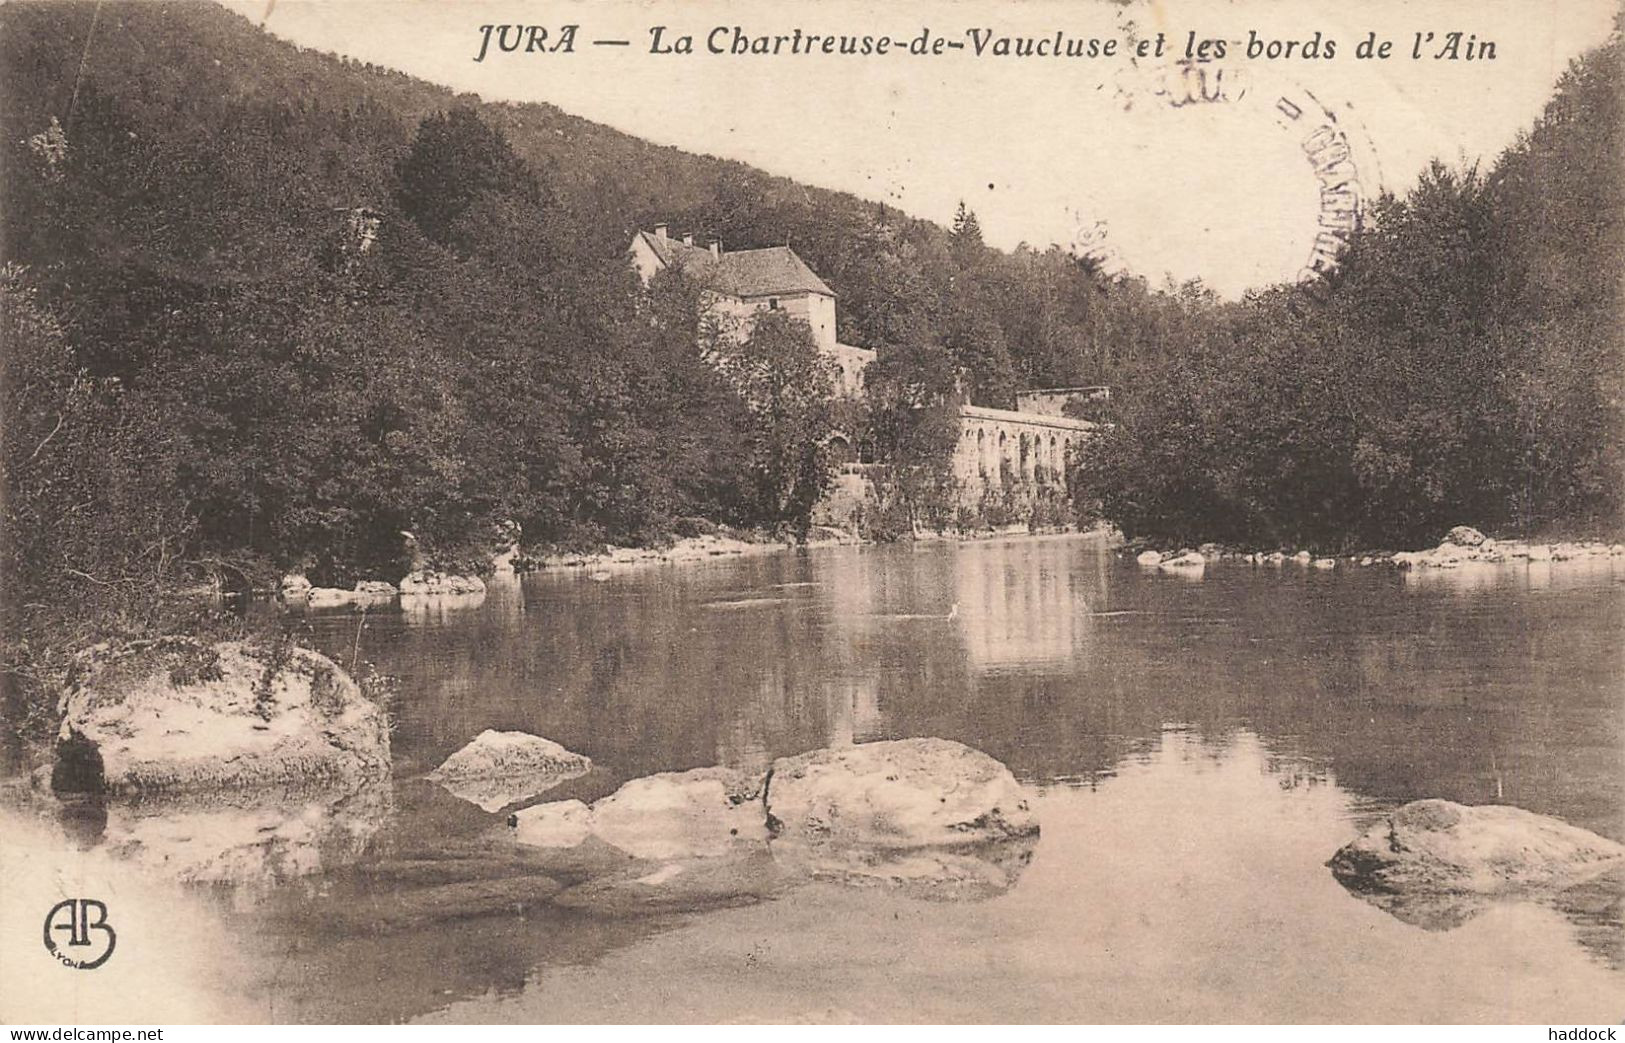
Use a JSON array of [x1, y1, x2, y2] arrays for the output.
[[859, 336, 966, 535], [1079, 35, 1623, 551], [0, 268, 202, 745]]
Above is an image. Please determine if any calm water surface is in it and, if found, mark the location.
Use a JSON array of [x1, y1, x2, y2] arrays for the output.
[[8, 535, 1623, 1022]]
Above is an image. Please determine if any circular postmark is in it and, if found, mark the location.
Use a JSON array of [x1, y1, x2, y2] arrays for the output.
[[1071, 31, 1385, 295]]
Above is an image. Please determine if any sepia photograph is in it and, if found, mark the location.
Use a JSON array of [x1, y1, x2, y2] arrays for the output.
[[0, 0, 1621, 1027]]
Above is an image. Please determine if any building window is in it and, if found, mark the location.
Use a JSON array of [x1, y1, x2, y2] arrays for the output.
[[769, 298, 780, 310]]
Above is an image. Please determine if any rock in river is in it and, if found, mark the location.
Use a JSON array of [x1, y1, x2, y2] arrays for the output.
[[54, 637, 390, 796], [551, 849, 789, 916], [427, 729, 591, 812], [498, 740, 1042, 910], [766, 737, 1037, 848], [589, 766, 768, 860], [770, 832, 1039, 901], [510, 799, 594, 849], [398, 570, 487, 596], [305, 582, 397, 608], [1328, 799, 1625, 897]]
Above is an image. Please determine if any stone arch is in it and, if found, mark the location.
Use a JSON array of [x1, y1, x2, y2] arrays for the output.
[[824, 432, 856, 466], [976, 427, 987, 478]]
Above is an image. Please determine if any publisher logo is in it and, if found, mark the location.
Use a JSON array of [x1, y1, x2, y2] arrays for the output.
[[42, 898, 116, 970]]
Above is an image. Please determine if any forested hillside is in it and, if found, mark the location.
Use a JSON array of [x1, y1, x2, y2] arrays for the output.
[[0, 0, 1193, 566]]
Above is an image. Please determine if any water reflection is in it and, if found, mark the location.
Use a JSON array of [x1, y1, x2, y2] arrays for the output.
[[432, 769, 586, 814], [951, 538, 1097, 673], [82, 781, 392, 889], [23, 533, 1609, 1022], [399, 590, 489, 624], [1401, 555, 1622, 593], [294, 535, 1622, 837]]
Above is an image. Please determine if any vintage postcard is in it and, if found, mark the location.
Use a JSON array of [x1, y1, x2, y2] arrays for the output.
[[1, 0, 1620, 1028]]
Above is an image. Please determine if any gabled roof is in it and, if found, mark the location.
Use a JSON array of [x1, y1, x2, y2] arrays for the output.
[[636, 230, 835, 298]]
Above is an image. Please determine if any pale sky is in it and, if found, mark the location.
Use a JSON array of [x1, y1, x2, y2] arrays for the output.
[[221, 0, 1618, 296]]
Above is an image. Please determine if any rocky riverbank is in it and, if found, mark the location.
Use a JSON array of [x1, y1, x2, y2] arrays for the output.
[[1128, 525, 1624, 573], [529, 530, 851, 573]]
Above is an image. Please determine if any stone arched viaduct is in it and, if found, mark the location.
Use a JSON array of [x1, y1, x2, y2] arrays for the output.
[[952, 405, 1097, 505]]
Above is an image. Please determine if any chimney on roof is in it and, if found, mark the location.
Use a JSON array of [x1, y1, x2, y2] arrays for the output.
[[654, 223, 668, 240], [708, 239, 721, 258], [682, 233, 694, 246]]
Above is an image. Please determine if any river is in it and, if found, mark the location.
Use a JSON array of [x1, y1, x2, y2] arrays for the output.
[[3, 533, 1621, 1022]]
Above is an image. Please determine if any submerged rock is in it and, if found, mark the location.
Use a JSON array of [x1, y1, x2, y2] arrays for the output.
[[291, 871, 564, 934], [427, 730, 591, 812], [766, 738, 1037, 849], [510, 799, 593, 848], [1340, 889, 1496, 933], [54, 638, 390, 796], [771, 832, 1039, 901], [1328, 799, 1625, 897], [551, 849, 787, 916], [503, 767, 767, 862], [589, 766, 768, 860], [1161, 551, 1205, 569]]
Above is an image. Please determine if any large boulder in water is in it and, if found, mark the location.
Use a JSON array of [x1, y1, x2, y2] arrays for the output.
[[765, 738, 1037, 848], [54, 638, 390, 796], [427, 729, 591, 812], [1328, 799, 1625, 896]]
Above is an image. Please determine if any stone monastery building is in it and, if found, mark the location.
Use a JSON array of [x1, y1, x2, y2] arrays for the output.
[[630, 223, 874, 396], [630, 224, 1096, 506]]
